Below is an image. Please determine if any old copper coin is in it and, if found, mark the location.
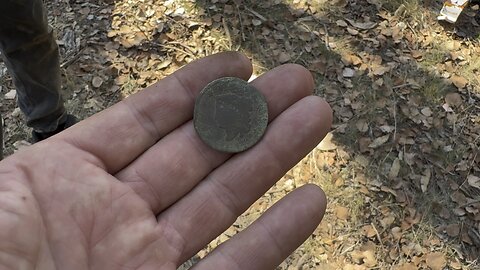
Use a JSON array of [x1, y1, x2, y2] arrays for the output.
[[194, 77, 268, 153]]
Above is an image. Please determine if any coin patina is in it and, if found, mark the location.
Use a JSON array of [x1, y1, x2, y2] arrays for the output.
[[194, 77, 268, 153]]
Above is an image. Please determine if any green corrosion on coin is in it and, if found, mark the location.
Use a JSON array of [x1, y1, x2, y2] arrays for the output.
[[193, 77, 269, 153]]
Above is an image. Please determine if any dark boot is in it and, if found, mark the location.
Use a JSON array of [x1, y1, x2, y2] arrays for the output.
[[31, 114, 78, 142]]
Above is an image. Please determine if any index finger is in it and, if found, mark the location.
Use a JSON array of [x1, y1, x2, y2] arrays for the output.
[[56, 52, 252, 173]]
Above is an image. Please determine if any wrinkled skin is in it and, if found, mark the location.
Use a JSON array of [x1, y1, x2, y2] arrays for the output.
[[0, 52, 332, 270]]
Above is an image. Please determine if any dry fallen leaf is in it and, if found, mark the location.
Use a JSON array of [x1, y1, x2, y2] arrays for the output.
[[4, 89, 16, 100], [350, 249, 377, 267], [379, 125, 394, 133], [446, 224, 460, 237], [13, 140, 32, 152], [343, 264, 366, 270], [461, 232, 473, 245], [451, 191, 468, 204], [356, 119, 369, 133], [345, 18, 377, 30], [79, 7, 90, 15], [335, 206, 349, 220], [420, 168, 431, 193], [347, 27, 359, 35], [350, 250, 365, 264], [380, 215, 395, 229], [362, 225, 377, 238], [317, 132, 337, 151], [157, 59, 172, 70], [450, 261, 463, 270], [391, 227, 403, 240], [425, 252, 447, 270], [388, 158, 401, 179], [92, 76, 104, 88], [445, 92, 463, 107], [363, 250, 377, 267], [411, 50, 422, 59], [359, 137, 372, 153], [401, 242, 422, 257], [467, 175, 480, 189], [278, 52, 291, 63], [251, 19, 262, 26], [439, 207, 451, 219], [368, 134, 389, 148], [336, 19, 348, 27], [392, 26, 404, 43], [450, 75, 468, 89], [442, 103, 454, 113], [342, 53, 362, 66], [396, 263, 417, 270], [343, 68, 355, 78], [421, 107, 432, 117], [372, 66, 390, 76]]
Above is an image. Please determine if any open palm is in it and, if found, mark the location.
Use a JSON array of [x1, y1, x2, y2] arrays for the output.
[[0, 52, 332, 270]]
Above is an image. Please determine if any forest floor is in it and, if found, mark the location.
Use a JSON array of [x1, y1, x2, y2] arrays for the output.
[[1, 0, 479, 269]]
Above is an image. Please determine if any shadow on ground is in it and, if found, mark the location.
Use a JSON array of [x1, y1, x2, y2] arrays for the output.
[[1, 0, 478, 268], [191, 0, 480, 266]]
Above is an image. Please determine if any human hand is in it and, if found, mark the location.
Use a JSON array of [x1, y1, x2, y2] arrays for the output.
[[0, 52, 332, 270]]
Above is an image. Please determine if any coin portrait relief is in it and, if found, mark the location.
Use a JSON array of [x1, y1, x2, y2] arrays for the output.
[[194, 77, 268, 153]]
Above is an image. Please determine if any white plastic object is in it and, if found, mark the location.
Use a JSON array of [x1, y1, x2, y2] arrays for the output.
[[438, 0, 470, 23]]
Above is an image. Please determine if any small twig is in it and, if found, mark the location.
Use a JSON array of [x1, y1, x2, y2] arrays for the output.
[[235, 4, 245, 42], [339, 244, 357, 256], [165, 16, 189, 30], [460, 199, 480, 208], [406, 22, 418, 38], [292, 51, 304, 63], [222, 17, 233, 49], [60, 46, 86, 68], [339, 243, 358, 257], [371, 223, 386, 254], [294, 254, 309, 268], [245, 7, 267, 21], [166, 41, 196, 55], [380, 146, 395, 170], [424, 156, 456, 176], [392, 83, 413, 89], [151, 42, 194, 58], [326, 97, 345, 105], [323, 23, 330, 50], [393, 95, 397, 141]]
